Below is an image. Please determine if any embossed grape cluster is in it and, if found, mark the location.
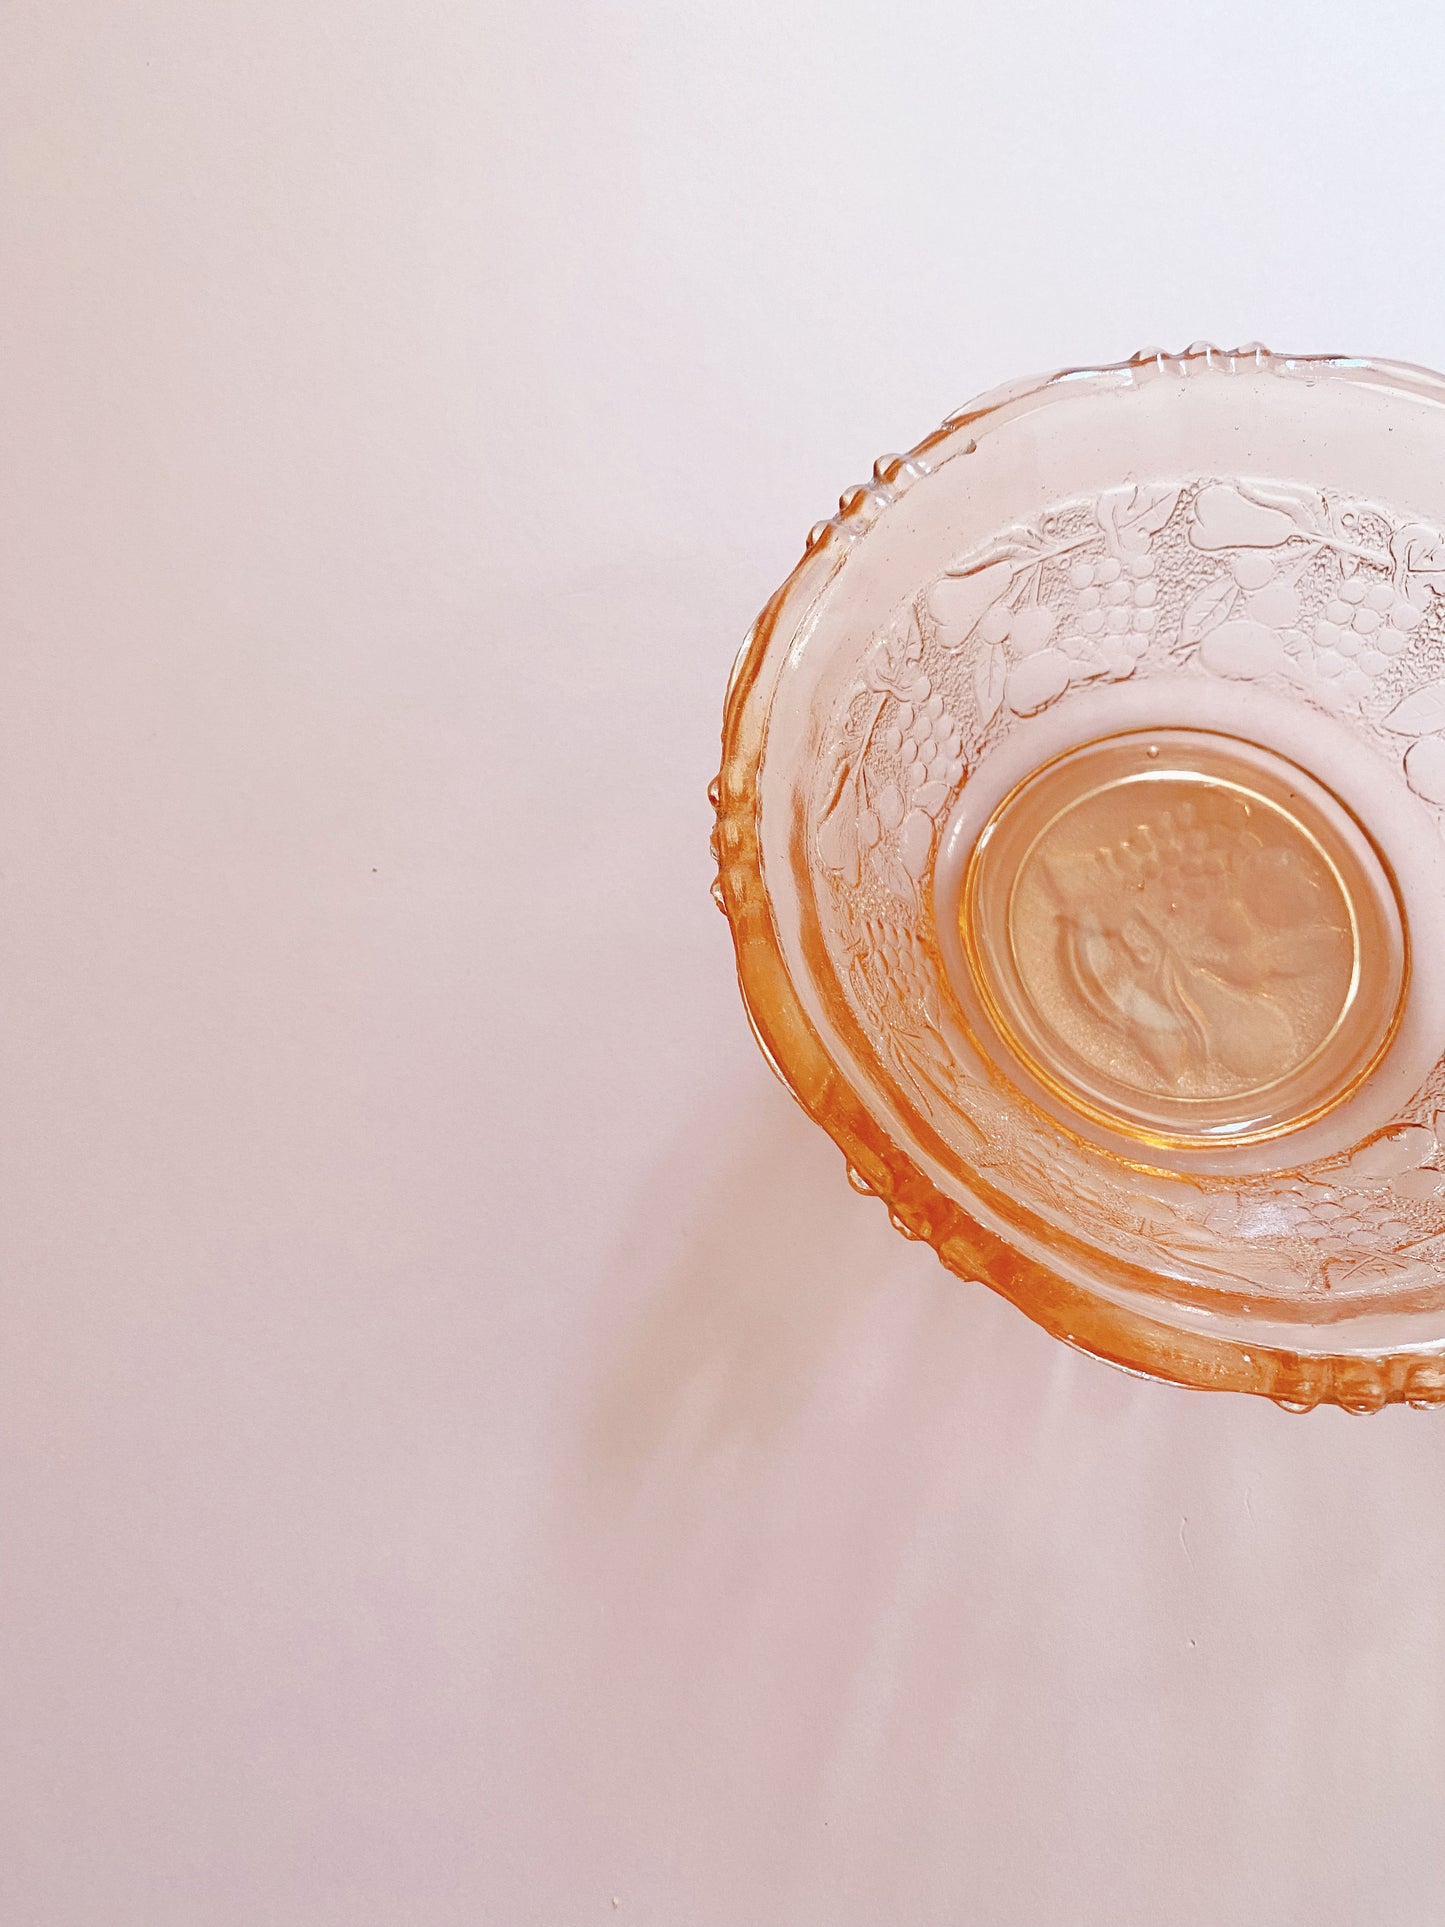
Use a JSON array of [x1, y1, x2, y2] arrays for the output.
[[1311, 573, 1420, 679], [858, 913, 931, 1004], [1066, 551, 1158, 676], [881, 677, 966, 811], [1112, 805, 1230, 887]]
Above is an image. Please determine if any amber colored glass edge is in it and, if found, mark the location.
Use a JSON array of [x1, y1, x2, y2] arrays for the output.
[[712, 343, 1445, 1412]]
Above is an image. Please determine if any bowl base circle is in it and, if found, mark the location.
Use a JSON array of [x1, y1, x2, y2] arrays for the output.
[[956, 728, 1408, 1149]]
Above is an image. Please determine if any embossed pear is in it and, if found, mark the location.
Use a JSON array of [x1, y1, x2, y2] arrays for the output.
[[815, 792, 859, 886], [1190, 483, 1294, 551], [1198, 619, 1288, 679], [926, 561, 1012, 646], [1005, 649, 1071, 715]]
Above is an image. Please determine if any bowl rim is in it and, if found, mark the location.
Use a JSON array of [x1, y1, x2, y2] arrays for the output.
[[712, 342, 1445, 1413]]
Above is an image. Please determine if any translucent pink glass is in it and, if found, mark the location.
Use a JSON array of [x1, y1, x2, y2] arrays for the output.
[[714, 345, 1445, 1410]]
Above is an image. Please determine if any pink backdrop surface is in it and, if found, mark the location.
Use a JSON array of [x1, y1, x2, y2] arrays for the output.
[[3, 3, 1445, 1922]]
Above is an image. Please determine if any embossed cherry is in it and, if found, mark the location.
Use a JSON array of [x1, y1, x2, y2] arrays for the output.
[[1231, 550, 1276, 590]]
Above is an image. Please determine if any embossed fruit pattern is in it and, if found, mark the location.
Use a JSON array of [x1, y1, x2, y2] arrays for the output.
[[815, 618, 967, 898], [1034, 796, 1350, 1098], [811, 475, 1445, 1298]]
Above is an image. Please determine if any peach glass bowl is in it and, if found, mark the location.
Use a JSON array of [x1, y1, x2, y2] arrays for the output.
[[713, 344, 1445, 1411]]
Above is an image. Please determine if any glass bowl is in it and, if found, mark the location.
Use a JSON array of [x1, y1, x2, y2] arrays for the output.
[[713, 344, 1445, 1411]]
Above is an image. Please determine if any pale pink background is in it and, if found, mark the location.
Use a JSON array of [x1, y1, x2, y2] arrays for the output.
[[3, 3, 1445, 1922]]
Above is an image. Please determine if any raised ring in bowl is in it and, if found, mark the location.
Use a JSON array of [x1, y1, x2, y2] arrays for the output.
[[956, 726, 1407, 1152]]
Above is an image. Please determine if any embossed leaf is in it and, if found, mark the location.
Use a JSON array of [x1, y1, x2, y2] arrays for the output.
[[974, 642, 1007, 727], [1404, 735, 1445, 804], [1390, 521, 1445, 586], [1394, 1167, 1445, 1202], [897, 808, 934, 880], [1006, 648, 1071, 716], [1110, 481, 1181, 539], [899, 1015, 952, 1071], [862, 645, 895, 697], [1198, 619, 1288, 679], [1236, 479, 1327, 533], [816, 751, 851, 826], [1179, 576, 1239, 648], [1189, 483, 1295, 551], [859, 950, 890, 1011], [871, 613, 928, 692], [1381, 681, 1445, 735], [1344, 1124, 1435, 1179], [849, 956, 881, 1024], [926, 560, 1013, 649], [878, 850, 917, 904], [918, 975, 943, 1030], [892, 1034, 952, 1109]]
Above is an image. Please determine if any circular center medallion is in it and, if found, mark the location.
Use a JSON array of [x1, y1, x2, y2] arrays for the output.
[[959, 729, 1407, 1147]]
